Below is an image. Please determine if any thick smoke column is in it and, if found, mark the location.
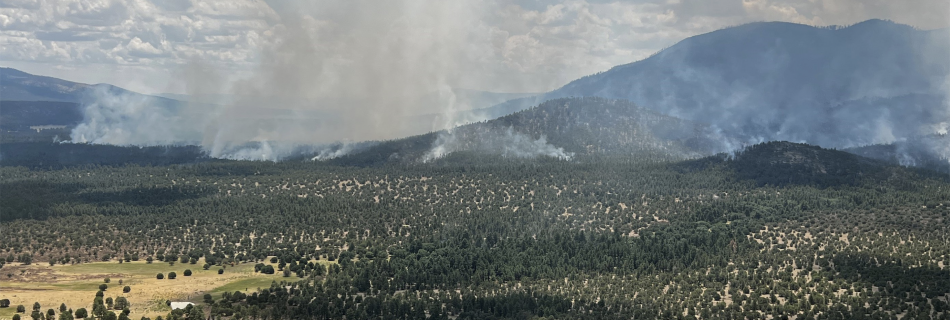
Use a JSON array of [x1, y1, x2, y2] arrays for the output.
[[71, 1, 501, 161]]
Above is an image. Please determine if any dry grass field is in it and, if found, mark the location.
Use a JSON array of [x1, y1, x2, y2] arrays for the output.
[[0, 257, 328, 319]]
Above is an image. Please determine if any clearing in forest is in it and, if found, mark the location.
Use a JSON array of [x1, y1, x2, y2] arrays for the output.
[[0, 258, 310, 320]]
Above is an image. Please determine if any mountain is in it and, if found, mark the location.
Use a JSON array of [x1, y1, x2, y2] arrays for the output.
[[680, 141, 921, 187], [472, 20, 949, 149], [1, 67, 186, 142], [1, 67, 87, 102], [331, 97, 738, 165], [1, 67, 181, 105], [6, 20, 948, 164]]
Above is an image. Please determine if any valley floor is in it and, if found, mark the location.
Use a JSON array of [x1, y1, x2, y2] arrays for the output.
[[0, 151, 948, 319]]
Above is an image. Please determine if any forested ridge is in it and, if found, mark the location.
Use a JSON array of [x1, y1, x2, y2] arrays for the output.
[[1, 142, 949, 319], [1, 97, 713, 167], [332, 97, 735, 165]]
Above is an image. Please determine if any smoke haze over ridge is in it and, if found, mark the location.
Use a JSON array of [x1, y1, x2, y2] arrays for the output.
[[0, 1, 940, 161], [547, 20, 950, 152], [71, 1, 504, 160]]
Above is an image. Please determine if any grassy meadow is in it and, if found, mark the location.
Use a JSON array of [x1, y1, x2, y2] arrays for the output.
[[0, 257, 328, 319]]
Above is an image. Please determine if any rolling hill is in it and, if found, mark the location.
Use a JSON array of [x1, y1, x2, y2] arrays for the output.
[[679, 141, 911, 187]]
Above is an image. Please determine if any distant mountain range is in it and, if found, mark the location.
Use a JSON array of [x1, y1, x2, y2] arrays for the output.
[[1, 67, 87, 102], [337, 20, 950, 168], [2, 19, 948, 171], [0, 67, 180, 106], [1, 67, 184, 142], [0, 67, 538, 145]]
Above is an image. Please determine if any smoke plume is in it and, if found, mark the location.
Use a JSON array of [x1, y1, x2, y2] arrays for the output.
[[70, 1, 511, 161], [423, 127, 574, 162]]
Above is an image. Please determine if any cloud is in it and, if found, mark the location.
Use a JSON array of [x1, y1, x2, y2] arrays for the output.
[[34, 30, 103, 41], [740, 0, 820, 25], [0, 0, 41, 10], [0, 0, 279, 75], [148, 0, 191, 12], [5, 0, 946, 95], [60, 0, 131, 27], [3, 0, 948, 138], [125, 36, 164, 57]]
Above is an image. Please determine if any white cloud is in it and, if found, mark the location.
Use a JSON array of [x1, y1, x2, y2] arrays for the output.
[[190, 0, 278, 21], [740, 0, 820, 25], [0, 0, 947, 95], [125, 36, 163, 57], [1, 0, 280, 72]]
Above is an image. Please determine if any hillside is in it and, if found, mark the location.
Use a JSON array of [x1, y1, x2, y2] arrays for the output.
[[0, 68, 187, 143], [332, 97, 739, 165], [468, 20, 950, 149], [0, 67, 87, 102], [7, 20, 949, 164], [0, 67, 181, 106]]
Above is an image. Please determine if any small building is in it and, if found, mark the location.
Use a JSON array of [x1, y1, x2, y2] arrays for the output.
[[170, 302, 194, 310]]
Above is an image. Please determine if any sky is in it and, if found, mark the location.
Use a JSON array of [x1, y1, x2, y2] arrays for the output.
[[1, 0, 948, 96]]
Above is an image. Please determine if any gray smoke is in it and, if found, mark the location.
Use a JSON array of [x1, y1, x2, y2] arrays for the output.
[[547, 20, 950, 163], [67, 12, 949, 164], [70, 1, 512, 161], [72, 85, 204, 146], [424, 127, 574, 162]]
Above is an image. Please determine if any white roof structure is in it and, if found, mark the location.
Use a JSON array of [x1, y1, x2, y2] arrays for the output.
[[170, 302, 194, 310]]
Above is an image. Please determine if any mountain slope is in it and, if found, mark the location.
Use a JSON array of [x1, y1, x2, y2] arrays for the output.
[[332, 97, 737, 165], [441, 97, 733, 156], [0, 68, 195, 142], [1, 67, 189, 142], [1, 67, 88, 102], [473, 20, 949, 149], [1, 67, 181, 106]]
